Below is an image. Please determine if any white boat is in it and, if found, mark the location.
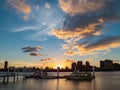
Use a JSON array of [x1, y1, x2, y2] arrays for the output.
[[66, 67, 95, 80]]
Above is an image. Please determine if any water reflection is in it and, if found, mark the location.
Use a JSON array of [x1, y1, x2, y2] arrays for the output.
[[0, 72, 120, 90], [56, 79, 59, 90], [92, 79, 96, 90]]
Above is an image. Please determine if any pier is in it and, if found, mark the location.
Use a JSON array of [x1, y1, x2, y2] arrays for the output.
[[0, 72, 33, 83]]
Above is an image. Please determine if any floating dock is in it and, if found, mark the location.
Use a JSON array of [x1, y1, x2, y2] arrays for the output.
[[25, 75, 68, 79]]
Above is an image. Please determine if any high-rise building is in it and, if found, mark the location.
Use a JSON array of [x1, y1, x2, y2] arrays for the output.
[[100, 61, 104, 68], [104, 60, 113, 68], [4, 61, 8, 70], [100, 59, 113, 68], [86, 61, 90, 68], [76, 61, 83, 70], [71, 62, 76, 71]]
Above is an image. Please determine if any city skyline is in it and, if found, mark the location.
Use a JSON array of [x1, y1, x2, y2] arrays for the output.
[[0, 0, 120, 68], [1, 59, 120, 71]]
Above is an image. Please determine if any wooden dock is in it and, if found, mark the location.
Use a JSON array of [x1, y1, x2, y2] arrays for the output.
[[0, 72, 69, 83], [25, 75, 68, 79], [0, 72, 33, 83]]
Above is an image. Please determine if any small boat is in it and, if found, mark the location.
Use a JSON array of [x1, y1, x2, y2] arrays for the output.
[[66, 67, 95, 80], [66, 71, 95, 80], [32, 71, 47, 78], [30, 67, 65, 79], [31, 71, 55, 79]]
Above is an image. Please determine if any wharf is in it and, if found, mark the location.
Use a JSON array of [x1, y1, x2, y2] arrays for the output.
[[25, 75, 68, 79]]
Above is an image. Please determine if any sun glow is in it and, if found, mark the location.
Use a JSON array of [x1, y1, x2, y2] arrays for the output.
[[55, 64, 63, 69]]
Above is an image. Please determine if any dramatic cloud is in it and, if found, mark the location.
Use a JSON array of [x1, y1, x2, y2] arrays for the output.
[[22, 46, 42, 52], [7, 0, 31, 15], [81, 36, 120, 51], [51, 24, 102, 41], [52, 0, 120, 56], [29, 53, 43, 56], [65, 36, 120, 56], [59, 0, 105, 15], [40, 58, 53, 61]]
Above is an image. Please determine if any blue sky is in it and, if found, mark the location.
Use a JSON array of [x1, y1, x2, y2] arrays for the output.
[[0, 0, 120, 68]]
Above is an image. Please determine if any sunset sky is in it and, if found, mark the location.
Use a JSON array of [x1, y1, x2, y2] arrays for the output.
[[0, 0, 120, 68]]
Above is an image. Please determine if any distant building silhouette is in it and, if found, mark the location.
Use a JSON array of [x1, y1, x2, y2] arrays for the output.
[[100, 59, 113, 68], [71, 62, 76, 71], [100, 61, 104, 68], [45, 66, 49, 71], [113, 63, 120, 68], [76, 61, 83, 70], [4, 61, 8, 70], [99, 59, 120, 71], [65, 67, 69, 70], [86, 61, 90, 68]]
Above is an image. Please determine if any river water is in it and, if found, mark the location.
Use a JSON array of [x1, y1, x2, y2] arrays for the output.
[[0, 72, 120, 90]]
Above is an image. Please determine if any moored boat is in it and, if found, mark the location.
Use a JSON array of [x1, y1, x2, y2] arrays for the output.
[[66, 71, 95, 80], [31, 71, 54, 79], [66, 67, 95, 80]]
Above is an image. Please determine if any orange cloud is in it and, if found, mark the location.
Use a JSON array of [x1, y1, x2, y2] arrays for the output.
[[51, 23, 102, 41], [7, 0, 31, 20], [52, 19, 120, 56], [8, 0, 31, 15], [65, 50, 75, 56], [51, 23, 102, 56], [52, 0, 120, 56], [59, 0, 105, 15], [64, 36, 120, 56]]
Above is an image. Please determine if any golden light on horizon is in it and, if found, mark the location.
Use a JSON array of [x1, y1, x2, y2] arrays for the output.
[[55, 64, 63, 69]]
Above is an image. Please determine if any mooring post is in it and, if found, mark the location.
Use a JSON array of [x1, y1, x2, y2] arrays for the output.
[[13, 75, 15, 82], [57, 67, 60, 78], [92, 66, 95, 78], [17, 69, 19, 80], [3, 76, 6, 83], [29, 68, 31, 78], [7, 76, 9, 83], [23, 67, 25, 78], [13, 67, 16, 82], [7, 68, 9, 83], [27, 68, 29, 76]]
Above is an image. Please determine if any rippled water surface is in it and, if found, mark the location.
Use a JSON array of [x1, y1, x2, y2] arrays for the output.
[[0, 72, 120, 90]]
